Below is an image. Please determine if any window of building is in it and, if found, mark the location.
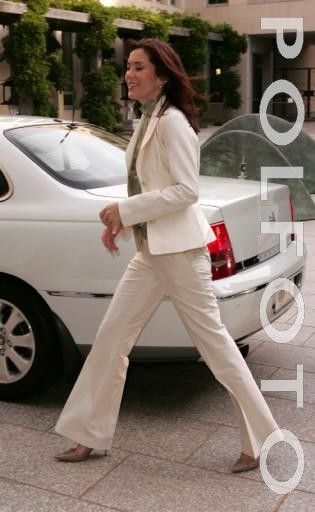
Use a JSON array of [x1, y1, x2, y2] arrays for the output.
[[0, 169, 12, 201], [252, 53, 264, 114], [208, 0, 228, 4]]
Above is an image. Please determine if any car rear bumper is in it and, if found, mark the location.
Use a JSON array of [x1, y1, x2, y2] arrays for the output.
[[215, 240, 304, 340], [218, 269, 303, 340], [44, 240, 304, 354]]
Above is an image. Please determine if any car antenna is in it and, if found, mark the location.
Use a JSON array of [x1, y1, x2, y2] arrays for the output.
[[59, 90, 78, 144]]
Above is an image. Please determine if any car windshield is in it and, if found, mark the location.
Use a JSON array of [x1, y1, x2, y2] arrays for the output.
[[4, 123, 128, 189]]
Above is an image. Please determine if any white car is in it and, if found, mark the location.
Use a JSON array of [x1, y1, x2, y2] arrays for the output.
[[0, 117, 304, 400]]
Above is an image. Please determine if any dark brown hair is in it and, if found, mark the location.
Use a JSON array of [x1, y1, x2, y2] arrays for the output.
[[126, 38, 199, 133]]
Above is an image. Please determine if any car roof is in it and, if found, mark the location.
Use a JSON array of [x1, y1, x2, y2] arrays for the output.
[[0, 116, 130, 151], [0, 116, 79, 132]]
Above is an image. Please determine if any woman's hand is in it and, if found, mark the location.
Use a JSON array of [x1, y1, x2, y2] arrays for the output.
[[99, 203, 122, 236], [101, 226, 120, 253], [99, 203, 122, 253]]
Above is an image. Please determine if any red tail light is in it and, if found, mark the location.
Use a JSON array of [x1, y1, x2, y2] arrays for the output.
[[207, 222, 237, 280], [290, 198, 295, 241]]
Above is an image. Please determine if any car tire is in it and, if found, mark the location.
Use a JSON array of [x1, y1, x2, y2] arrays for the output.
[[0, 281, 61, 401]]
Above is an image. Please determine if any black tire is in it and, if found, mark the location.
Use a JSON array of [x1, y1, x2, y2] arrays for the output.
[[0, 281, 61, 401]]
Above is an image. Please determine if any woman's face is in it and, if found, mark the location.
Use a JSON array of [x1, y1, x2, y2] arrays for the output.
[[125, 48, 165, 103]]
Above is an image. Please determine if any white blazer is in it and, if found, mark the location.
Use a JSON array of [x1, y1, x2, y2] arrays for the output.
[[118, 97, 216, 255]]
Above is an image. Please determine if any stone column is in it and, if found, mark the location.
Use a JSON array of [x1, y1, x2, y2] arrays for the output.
[[239, 35, 253, 115]]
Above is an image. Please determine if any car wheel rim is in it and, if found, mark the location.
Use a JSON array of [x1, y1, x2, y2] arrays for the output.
[[0, 299, 35, 384]]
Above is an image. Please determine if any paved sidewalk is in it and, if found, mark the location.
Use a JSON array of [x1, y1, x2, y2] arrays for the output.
[[1, 120, 315, 512]]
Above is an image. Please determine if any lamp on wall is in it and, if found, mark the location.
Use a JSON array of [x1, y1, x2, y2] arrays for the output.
[[215, 68, 222, 76]]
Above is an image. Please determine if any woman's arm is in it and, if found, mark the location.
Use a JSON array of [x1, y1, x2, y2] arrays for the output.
[[118, 110, 200, 228]]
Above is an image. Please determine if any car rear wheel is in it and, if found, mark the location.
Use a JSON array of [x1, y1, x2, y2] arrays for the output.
[[0, 281, 60, 400]]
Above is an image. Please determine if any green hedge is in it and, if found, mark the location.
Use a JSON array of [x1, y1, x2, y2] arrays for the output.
[[1, 0, 247, 129]]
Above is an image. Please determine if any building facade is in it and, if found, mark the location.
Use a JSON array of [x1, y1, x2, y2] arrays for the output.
[[0, 0, 185, 120], [1, 0, 314, 121], [185, 0, 315, 119]]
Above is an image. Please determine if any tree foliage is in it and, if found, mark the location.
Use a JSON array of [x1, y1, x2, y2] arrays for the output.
[[1, 0, 247, 125], [80, 64, 121, 131]]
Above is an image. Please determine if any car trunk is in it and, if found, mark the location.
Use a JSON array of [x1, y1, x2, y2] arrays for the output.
[[87, 176, 292, 270], [199, 176, 292, 267]]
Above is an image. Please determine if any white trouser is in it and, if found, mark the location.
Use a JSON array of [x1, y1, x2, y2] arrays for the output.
[[55, 243, 283, 457]]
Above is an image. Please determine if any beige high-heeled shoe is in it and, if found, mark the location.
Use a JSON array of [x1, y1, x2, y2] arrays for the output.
[[54, 445, 106, 463], [232, 453, 260, 473]]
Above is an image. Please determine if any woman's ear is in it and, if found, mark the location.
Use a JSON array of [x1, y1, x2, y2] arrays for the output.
[[158, 75, 168, 86]]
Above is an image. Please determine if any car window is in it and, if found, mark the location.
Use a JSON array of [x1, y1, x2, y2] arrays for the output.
[[0, 169, 12, 201], [4, 124, 128, 189]]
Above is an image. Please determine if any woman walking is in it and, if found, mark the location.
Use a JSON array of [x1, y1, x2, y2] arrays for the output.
[[55, 38, 283, 472]]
